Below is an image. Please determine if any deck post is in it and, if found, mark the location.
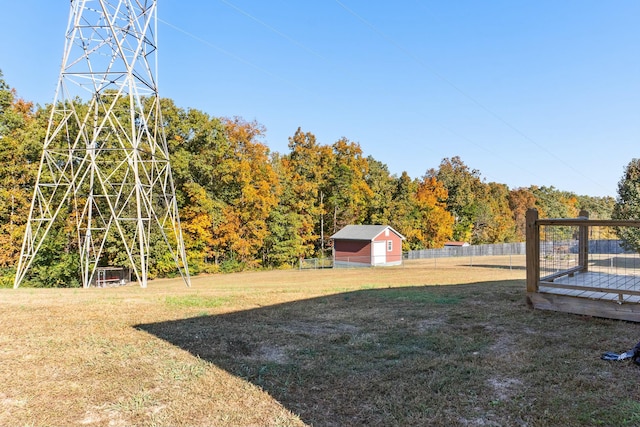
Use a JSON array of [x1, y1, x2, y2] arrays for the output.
[[578, 210, 589, 272], [526, 208, 540, 295]]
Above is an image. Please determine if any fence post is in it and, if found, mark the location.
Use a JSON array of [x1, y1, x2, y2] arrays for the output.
[[578, 209, 589, 273], [526, 208, 540, 294]]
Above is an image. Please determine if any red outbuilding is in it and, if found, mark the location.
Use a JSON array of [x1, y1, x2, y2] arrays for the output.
[[330, 225, 405, 267]]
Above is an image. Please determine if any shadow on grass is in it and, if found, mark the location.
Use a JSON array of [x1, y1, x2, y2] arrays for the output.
[[137, 281, 532, 425], [136, 280, 639, 426]]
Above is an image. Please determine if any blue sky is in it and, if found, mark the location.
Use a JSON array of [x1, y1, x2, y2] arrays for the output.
[[1, 1, 638, 197]]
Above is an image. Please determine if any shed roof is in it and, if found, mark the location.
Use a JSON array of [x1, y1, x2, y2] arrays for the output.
[[444, 241, 470, 247], [330, 225, 405, 241]]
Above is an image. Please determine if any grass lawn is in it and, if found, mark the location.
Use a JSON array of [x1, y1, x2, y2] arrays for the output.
[[1, 256, 640, 426]]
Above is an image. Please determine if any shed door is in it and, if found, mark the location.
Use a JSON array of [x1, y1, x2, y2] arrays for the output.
[[372, 241, 386, 265]]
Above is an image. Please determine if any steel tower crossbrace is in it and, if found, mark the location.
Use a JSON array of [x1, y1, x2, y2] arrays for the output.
[[14, 0, 190, 288]]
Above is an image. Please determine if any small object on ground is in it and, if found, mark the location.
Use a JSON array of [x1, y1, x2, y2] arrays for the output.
[[601, 341, 640, 364], [601, 351, 634, 361]]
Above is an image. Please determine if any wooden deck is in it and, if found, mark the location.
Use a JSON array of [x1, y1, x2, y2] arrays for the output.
[[526, 209, 640, 322], [528, 271, 640, 322]]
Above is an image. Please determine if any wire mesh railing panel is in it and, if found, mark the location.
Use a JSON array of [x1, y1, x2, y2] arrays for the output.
[[539, 225, 581, 278], [538, 223, 640, 300]]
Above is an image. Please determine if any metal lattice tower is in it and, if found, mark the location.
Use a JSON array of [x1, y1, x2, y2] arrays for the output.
[[14, 0, 190, 288]]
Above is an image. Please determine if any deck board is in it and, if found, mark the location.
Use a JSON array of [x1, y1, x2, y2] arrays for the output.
[[532, 270, 640, 322]]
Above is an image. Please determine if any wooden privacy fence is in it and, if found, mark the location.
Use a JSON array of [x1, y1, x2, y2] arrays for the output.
[[526, 208, 640, 322]]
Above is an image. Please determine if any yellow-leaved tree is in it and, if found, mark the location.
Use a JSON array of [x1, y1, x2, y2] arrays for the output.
[[413, 176, 455, 248]]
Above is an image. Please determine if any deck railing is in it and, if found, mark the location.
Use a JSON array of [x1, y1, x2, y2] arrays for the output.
[[526, 208, 640, 321]]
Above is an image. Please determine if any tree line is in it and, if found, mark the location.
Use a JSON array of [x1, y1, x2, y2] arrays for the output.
[[0, 72, 617, 286]]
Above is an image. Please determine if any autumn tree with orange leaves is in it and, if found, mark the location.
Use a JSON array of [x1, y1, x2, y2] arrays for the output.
[[0, 73, 41, 273], [413, 176, 454, 248]]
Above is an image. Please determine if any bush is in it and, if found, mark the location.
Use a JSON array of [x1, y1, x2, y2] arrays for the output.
[[219, 259, 245, 273]]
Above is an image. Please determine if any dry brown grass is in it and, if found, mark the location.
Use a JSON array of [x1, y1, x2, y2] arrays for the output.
[[1, 256, 640, 426]]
